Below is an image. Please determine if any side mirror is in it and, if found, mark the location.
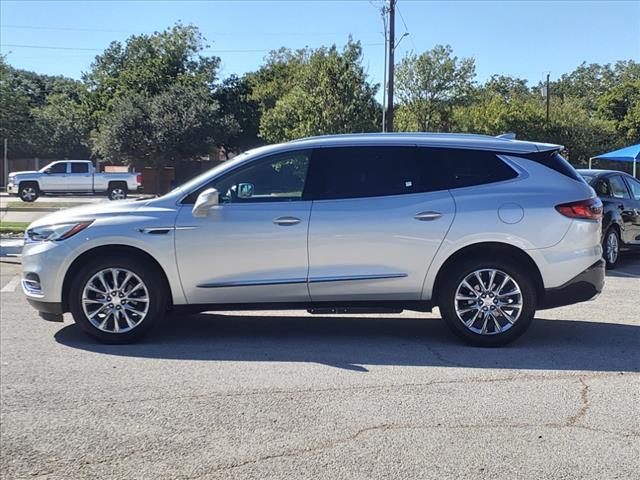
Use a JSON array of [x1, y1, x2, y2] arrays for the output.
[[44, 169, 51, 175], [237, 182, 254, 199], [192, 188, 219, 218]]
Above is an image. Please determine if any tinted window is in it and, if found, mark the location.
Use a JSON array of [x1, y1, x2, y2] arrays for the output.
[[183, 150, 310, 204], [625, 177, 640, 200], [416, 148, 518, 189], [48, 162, 67, 174], [523, 151, 584, 182], [306, 147, 425, 200], [609, 175, 630, 199], [70, 162, 89, 173]]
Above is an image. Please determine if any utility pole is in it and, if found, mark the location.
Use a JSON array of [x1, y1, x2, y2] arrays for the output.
[[3, 138, 7, 190], [385, 0, 396, 133], [381, 3, 388, 132], [545, 73, 550, 125]]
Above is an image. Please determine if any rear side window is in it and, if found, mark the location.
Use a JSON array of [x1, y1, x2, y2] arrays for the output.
[[306, 146, 424, 200], [523, 151, 584, 182], [71, 163, 89, 173], [416, 148, 518, 189]]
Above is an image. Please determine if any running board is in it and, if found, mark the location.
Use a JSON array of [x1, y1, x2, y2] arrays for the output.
[[307, 307, 404, 315]]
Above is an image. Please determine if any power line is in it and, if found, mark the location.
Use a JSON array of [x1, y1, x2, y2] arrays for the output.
[[0, 24, 380, 37], [395, 4, 417, 53], [1, 42, 384, 54]]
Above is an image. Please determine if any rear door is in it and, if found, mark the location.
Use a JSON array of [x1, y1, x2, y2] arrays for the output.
[[305, 145, 455, 301], [67, 162, 93, 192]]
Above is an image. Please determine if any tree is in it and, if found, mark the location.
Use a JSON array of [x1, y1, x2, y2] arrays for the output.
[[87, 24, 226, 188], [395, 45, 475, 132], [93, 83, 223, 171], [213, 75, 262, 158], [258, 40, 379, 142]]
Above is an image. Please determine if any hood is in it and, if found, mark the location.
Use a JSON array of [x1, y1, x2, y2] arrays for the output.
[[27, 199, 147, 229], [9, 170, 38, 177]]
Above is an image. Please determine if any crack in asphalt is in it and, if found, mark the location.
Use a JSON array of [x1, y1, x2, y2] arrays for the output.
[[2, 371, 632, 414]]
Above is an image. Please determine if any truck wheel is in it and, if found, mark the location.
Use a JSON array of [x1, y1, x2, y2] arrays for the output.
[[438, 256, 537, 347], [68, 254, 167, 343], [108, 182, 128, 200], [19, 183, 39, 202]]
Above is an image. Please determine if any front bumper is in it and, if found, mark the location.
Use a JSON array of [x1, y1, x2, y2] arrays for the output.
[[7, 183, 18, 195], [538, 258, 605, 310]]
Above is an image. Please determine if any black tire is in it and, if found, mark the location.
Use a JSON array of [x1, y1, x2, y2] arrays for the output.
[[68, 254, 167, 343], [438, 256, 537, 347], [602, 227, 620, 269], [18, 182, 39, 202], [108, 182, 128, 201]]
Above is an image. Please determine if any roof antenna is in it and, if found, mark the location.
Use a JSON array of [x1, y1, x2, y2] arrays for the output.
[[496, 133, 516, 140]]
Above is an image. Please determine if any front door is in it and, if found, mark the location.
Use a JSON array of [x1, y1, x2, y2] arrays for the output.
[[305, 146, 455, 301], [608, 174, 637, 244], [622, 175, 640, 244], [40, 161, 68, 191], [174, 150, 312, 305]]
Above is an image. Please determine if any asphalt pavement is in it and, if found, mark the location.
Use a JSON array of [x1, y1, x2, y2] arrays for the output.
[[1, 254, 639, 479]]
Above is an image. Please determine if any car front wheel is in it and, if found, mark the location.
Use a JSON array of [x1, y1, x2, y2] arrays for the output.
[[69, 254, 167, 343], [19, 183, 39, 202], [438, 256, 537, 347]]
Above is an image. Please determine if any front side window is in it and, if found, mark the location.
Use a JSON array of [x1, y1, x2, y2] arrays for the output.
[[609, 175, 630, 199], [306, 146, 422, 200], [183, 150, 310, 204], [71, 162, 89, 173], [48, 162, 67, 174]]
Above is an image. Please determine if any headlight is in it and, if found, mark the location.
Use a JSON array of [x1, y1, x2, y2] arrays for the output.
[[26, 221, 93, 243]]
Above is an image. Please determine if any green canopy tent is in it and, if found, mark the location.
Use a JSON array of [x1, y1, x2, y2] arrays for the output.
[[589, 144, 639, 178]]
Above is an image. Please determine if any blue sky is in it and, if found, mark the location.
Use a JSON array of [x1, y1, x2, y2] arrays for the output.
[[1, 0, 639, 100]]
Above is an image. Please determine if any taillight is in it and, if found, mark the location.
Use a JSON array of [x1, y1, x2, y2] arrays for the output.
[[136, 173, 142, 185], [555, 197, 603, 220]]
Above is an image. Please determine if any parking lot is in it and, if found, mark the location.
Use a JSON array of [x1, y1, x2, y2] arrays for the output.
[[1, 254, 638, 479]]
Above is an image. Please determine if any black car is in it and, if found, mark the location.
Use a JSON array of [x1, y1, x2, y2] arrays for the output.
[[578, 169, 640, 268]]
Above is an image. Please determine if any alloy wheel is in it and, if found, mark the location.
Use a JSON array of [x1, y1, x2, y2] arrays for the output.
[[21, 187, 37, 201], [454, 269, 523, 335], [82, 268, 150, 333], [606, 231, 619, 265], [110, 188, 126, 200]]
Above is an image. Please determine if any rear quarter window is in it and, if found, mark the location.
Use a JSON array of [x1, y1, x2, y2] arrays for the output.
[[522, 151, 584, 182], [416, 148, 519, 189]]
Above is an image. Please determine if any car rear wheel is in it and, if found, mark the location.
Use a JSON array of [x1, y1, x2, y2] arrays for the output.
[[438, 256, 537, 347], [69, 255, 167, 343], [603, 228, 620, 269], [108, 182, 128, 201], [19, 183, 39, 202]]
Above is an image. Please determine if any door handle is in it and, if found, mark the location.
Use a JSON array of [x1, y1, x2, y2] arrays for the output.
[[414, 211, 442, 221], [273, 216, 301, 226]]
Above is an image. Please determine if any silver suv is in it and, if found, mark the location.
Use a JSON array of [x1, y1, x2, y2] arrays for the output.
[[21, 133, 605, 346]]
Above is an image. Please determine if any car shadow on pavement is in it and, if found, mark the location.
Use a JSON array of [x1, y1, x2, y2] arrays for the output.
[[55, 313, 640, 373], [606, 250, 640, 278]]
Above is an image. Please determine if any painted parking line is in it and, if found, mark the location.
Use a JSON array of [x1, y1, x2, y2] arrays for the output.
[[0, 275, 20, 293]]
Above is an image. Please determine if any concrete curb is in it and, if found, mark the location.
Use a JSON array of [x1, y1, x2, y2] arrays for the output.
[[0, 207, 65, 212]]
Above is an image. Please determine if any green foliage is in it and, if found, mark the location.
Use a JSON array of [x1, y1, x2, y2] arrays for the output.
[[257, 41, 379, 143], [395, 45, 475, 132], [213, 75, 262, 157]]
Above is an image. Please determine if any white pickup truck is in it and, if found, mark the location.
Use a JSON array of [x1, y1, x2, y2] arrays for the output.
[[7, 160, 142, 202]]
